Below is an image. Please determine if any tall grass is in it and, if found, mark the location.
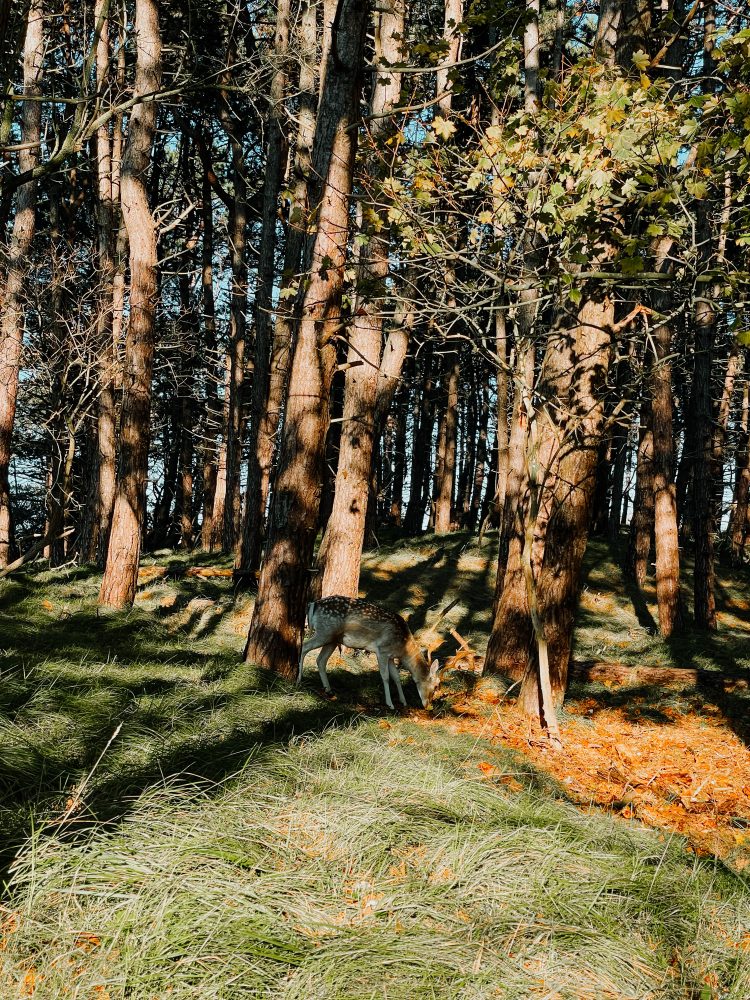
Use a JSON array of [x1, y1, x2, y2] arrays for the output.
[[2, 722, 749, 998], [1, 548, 749, 997]]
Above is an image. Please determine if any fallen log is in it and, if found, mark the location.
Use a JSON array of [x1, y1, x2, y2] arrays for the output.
[[570, 660, 698, 688]]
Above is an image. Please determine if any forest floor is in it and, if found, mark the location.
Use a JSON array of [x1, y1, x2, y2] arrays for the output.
[[0, 533, 749, 998]]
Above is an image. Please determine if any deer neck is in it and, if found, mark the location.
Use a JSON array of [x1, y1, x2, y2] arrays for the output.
[[401, 634, 429, 680]]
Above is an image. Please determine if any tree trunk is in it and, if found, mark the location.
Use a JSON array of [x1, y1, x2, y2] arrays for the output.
[[651, 313, 682, 636], [239, 0, 318, 572], [628, 395, 655, 588], [693, 297, 717, 630], [0, 0, 44, 569], [222, 147, 248, 555], [199, 172, 220, 551], [237, 0, 291, 578], [434, 354, 460, 533], [315, 0, 405, 598], [728, 372, 749, 564], [99, 0, 161, 609], [244, 0, 368, 677], [404, 349, 434, 534], [88, 0, 118, 566], [517, 294, 614, 713]]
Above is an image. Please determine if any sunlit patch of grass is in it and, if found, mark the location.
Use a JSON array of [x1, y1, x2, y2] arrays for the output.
[[2, 723, 749, 998], [1, 542, 749, 997]]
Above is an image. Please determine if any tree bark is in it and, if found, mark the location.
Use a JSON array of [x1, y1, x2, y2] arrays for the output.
[[237, 0, 291, 578], [728, 371, 749, 564], [651, 312, 682, 636], [88, 0, 118, 566], [693, 297, 717, 629], [315, 0, 405, 598], [433, 354, 460, 534], [0, 0, 44, 569], [629, 395, 655, 589], [244, 0, 368, 676], [517, 293, 614, 713], [239, 0, 318, 573], [99, 0, 161, 608]]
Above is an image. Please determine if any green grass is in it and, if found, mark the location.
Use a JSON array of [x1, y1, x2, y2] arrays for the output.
[[1, 540, 749, 997]]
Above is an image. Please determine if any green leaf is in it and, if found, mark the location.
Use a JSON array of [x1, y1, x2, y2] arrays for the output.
[[632, 50, 650, 71], [621, 256, 644, 275]]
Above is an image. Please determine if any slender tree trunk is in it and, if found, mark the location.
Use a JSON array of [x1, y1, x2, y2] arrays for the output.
[[240, 0, 318, 572], [222, 151, 248, 555], [244, 0, 368, 676], [315, 0, 405, 597], [0, 0, 44, 568], [711, 341, 740, 528], [199, 173, 220, 551], [237, 0, 291, 577], [729, 373, 749, 564], [693, 297, 717, 629], [99, 0, 161, 608], [467, 374, 490, 530], [434, 354, 460, 533], [404, 349, 434, 534], [88, 0, 118, 565], [651, 313, 682, 636], [629, 394, 655, 588]]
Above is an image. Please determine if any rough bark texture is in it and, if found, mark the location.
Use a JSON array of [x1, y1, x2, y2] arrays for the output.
[[404, 349, 434, 534], [433, 354, 460, 534], [237, 0, 291, 577], [651, 315, 682, 636], [517, 294, 614, 713], [244, 0, 368, 677], [89, 0, 118, 566], [0, 0, 44, 568], [629, 395, 655, 589], [240, 0, 317, 572], [98, 0, 161, 608], [316, 0, 405, 598], [729, 372, 749, 564], [222, 143, 248, 555], [199, 173, 220, 551], [693, 297, 717, 630], [486, 291, 614, 714]]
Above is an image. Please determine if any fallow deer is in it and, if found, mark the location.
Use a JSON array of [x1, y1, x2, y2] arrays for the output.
[[298, 596, 441, 709]]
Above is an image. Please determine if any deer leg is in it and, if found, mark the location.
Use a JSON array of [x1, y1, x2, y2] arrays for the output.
[[377, 651, 395, 710], [316, 643, 337, 694], [298, 637, 319, 685], [388, 659, 407, 706]]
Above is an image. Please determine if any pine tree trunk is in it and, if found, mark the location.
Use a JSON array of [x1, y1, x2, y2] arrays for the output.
[[651, 314, 682, 636], [517, 294, 614, 713], [0, 0, 44, 568], [199, 173, 220, 551], [729, 373, 749, 564], [404, 349, 434, 534], [237, 0, 291, 578], [316, 0, 405, 598], [693, 298, 717, 629], [222, 152, 248, 555], [240, 0, 317, 572], [467, 374, 490, 530], [434, 354, 460, 534], [99, 0, 161, 609], [629, 395, 655, 589], [244, 0, 368, 676], [87, 0, 118, 566]]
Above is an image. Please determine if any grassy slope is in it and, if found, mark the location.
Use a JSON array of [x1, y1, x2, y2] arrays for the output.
[[0, 536, 748, 998]]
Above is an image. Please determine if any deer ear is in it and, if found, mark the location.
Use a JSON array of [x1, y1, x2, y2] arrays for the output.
[[429, 659, 440, 677]]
